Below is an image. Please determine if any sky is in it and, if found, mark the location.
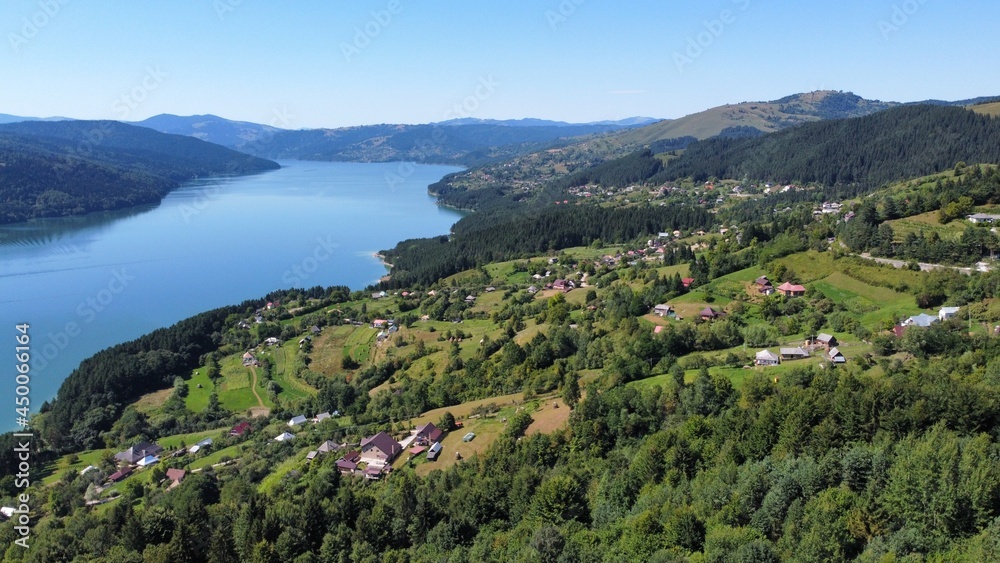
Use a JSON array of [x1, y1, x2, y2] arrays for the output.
[[3, 0, 999, 129]]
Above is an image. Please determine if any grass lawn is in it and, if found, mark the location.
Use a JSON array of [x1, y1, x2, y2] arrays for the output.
[[887, 210, 967, 242], [270, 341, 317, 401], [777, 251, 837, 282], [812, 271, 916, 326], [309, 324, 356, 375], [655, 263, 691, 278], [344, 327, 377, 366], [40, 449, 110, 487], [184, 368, 216, 412]]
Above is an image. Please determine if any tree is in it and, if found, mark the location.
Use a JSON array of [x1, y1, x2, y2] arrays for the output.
[[562, 372, 580, 409]]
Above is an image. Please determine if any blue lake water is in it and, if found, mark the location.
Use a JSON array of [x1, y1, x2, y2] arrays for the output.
[[0, 161, 463, 429]]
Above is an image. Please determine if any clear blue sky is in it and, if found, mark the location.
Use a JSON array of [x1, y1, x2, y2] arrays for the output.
[[3, 0, 998, 128]]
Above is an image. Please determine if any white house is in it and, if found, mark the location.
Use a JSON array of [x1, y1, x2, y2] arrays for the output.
[[755, 350, 780, 366], [274, 432, 295, 442], [288, 415, 307, 427], [939, 306, 961, 321]]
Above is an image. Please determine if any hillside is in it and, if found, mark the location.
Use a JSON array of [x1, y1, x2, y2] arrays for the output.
[[658, 104, 1000, 191], [135, 114, 283, 148], [0, 120, 280, 223], [616, 90, 898, 145]]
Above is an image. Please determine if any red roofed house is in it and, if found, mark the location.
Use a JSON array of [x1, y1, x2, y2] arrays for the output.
[[681, 278, 695, 289], [777, 282, 806, 297], [414, 422, 444, 446], [165, 468, 186, 488], [230, 421, 251, 437], [372, 319, 388, 329], [699, 307, 725, 321], [360, 432, 402, 466], [107, 466, 133, 483], [755, 276, 775, 295]]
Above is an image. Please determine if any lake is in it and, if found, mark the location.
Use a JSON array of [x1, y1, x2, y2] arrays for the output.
[[0, 161, 463, 430]]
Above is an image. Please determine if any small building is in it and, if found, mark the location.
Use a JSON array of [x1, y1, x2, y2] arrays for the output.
[[313, 412, 332, 423], [903, 313, 938, 328], [230, 421, 251, 437], [527, 285, 539, 294], [264, 337, 280, 346], [115, 442, 163, 465], [188, 438, 213, 454], [335, 458, 357, 474], [288, 415, 307, 427], [414, 422, 443, 446], [681, 278, 695, 289], [967, 213, 1000, 224], [274, 432, 296, 442], [552, 279, 575, 291], [311, 325, 322, 335], [107, 467, 133, 483], [814, 333, 838, 349], [360, 432, 402, 466], [777, 282, 806, 297], [780, 347, 810, 360], [755, 276, 774, 295], [317, 440, 338, 454], [828, 347, 846, 364], [653, 325, 664, 335], [136, 455, 159, 467], [372, 319, 388, 329], [306, 451, 319, 461], [465, 295, 476, 303], [699, 307, 725, 321], [242, 351, 258, 366], [755, 350, 780, 366], [653, 304, 672, 317], [426, 441, 443, 461], [165, 468, 186, 485], [939, 306, 961, 321]]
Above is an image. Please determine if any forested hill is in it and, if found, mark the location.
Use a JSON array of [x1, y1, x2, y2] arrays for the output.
[[237, 122, 633, 166], [0, 120, 279, 224], [656, 105, 1000, 190]]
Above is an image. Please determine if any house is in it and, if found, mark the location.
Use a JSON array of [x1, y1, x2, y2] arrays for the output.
[[274, 432, 296, 442], [136, 455, 159, 467], [755, 276, 774, 295], [241, 351, 258, 366], [553, 279, 576, 291], [317, 440, 338, 454], [814, 333, 838, 349], [780, 347, 810, 360], [681, 278, 695, 289], [939, 306, 961, 321], [828, 347, 846, 364], [230, 421, 251, 437], [967, 213, 1000, 224], [414, 422, 443, 445], [335, 458, 357, 474], [485, 286, 496, 292], [409, 445, 427, 456], [372, 319, 388, 329], [288, 415, 307, 427], [342, 450, 361, 463], [465, 295, 476, 303], [115, 442, 163, 465], [237, 320, 251, 330], [311, 325, 322, 335], [306, 451, 319, 461], [755, 350, 781, 366], [364, 465, 389, 480], [360, 432, 402, 466], [653, 325, 664, 334], [903, 313, 938, 328], [264, 337, 280, 346], [699, 307, 725, 321], [313, 412, 332, 423], [165, 468, 186, 485], [892, 325, 907, 338], [426, 441, 443, 461], [107, 466, 133, 483], [188, 438, 212, 454], [527, 285, 539, 294], [80, 465, 98, 476], [653, 304, 672, 317], [777, 282, 806, 297]]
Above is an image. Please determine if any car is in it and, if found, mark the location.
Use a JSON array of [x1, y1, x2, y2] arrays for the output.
[[462, 432, 476, 442]]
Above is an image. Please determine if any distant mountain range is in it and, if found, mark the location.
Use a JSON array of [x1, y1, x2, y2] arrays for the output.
[[0, 113, 74, 124], [132, 115, 655, 166], [0, 120, 279, 224]]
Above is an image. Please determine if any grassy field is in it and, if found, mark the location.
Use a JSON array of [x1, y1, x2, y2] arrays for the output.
[[812, 271, 917, 325], [887, 210, 968, 242], [344, 327, 377, 366], [269, 341, 317, 401], [309, 324, 356, 375], [777, 251, 837, 282]]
